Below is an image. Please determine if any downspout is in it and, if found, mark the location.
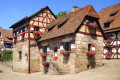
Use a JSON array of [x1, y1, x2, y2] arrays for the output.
[[28, 22, 31, 74], [25, 20, 31, 74]]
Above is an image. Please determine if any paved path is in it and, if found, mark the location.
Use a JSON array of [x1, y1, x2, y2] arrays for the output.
[[0, 60, 120, 80]]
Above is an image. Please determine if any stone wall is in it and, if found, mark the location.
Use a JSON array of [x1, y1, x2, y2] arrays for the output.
[[30, 41, 41, 72], [13, 40, 42, 73], [13, 41, 29, 73], [75, 33, 103, 73], [40, 34, 76, 74]]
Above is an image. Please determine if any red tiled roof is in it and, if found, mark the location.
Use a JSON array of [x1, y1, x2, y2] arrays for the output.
[[39, 4, 100, 41], [99, 3, 120, 33], [0, 27, 12, 42]]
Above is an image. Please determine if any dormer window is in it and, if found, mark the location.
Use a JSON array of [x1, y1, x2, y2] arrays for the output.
[[34, 26, 39, 31], [48, 26, 54, 32], [110, 12, 118, 17], [104, 22, 110, 28], [58, 19, 68, 29], [58, 23, 64, 28]]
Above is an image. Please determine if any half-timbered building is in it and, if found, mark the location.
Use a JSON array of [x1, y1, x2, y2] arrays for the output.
[[10, 6, 56, 73], [38, 4, 105, 74], [99, 3, 120, 59]]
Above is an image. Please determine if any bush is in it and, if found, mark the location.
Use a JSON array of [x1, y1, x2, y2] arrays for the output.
[[3, 51, 12, 60]]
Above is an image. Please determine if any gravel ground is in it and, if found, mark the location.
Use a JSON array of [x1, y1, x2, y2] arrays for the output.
[[0, 60, 120, 80]]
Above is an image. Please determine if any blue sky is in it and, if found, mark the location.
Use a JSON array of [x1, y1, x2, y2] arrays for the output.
[[0, 0, 119, 30]]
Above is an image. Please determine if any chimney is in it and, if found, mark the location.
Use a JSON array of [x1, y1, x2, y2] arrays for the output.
[[72, 6, 79, 12]]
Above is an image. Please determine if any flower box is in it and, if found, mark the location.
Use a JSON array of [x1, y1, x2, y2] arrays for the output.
[[86, 22, 97, 29], [105, 52, 112, 56], [33, 31, 42, 35], [40, 52, 47, 57], [106, 40, 112, 43], [86, 50, 96, 56], [31, 30, 34, 33], [105, 52, 113, 58], [61, 51, 70, 56], [92, 44, 95, 47], [12, 36, 17, 39], [42, 61, 50, 66], [19, 32, 25, 36]]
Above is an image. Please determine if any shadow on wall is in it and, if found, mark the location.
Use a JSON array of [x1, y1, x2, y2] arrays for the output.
[[63, 56, 70, 64], [0, 70, 3, 73], [87, 55, 96, 68], [44, 66, 49, 74], [88, 28, 97, 40]]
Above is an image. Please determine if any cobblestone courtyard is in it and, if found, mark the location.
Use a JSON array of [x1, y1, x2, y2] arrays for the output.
[[0, 60, 120, 80]]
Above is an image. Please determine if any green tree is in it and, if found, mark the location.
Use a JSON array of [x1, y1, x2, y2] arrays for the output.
[[55, 11, 71, 18]]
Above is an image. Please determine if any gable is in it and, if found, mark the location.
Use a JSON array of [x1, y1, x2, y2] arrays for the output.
[[78, 17, 103, 37]]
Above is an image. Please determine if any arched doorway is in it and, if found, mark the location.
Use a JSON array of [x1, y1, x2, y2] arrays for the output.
[[54, 47, 58, 61]]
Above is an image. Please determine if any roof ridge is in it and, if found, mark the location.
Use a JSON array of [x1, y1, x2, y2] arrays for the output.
[[87, 4, 91, 15], [99, 3, 120, 13], [53, 4, 90, 21]]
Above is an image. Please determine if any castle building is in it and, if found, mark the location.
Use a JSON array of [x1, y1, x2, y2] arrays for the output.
[[10, 4, 106, 74], [99, 3, 120, 59], [10, 6, 56, 73], [38, 4, 105, 74], [0, 27, 12, 51]]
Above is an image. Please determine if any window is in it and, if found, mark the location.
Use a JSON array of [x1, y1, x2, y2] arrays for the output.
[[58, 21, 66, 28], [22, 36, 24, 41], [19, 51, 22, 60], [107, 35, 114, 40], [108, 48, 112, 53], [14, 38, 17, 44], [14, 31, 17, 36], [25, 27, 27, 31], [22, 27, 25, 32], [86, 19, 90, 23], [34, 26, 39, 31], [43, 46, 47, 53], [104, 22, 110, 28], [5, 44, 12, 48], [43, 46, 47, 61], [17, 31, 19, 35], [110, 12, 118, 17], [64, 42, 71, 51], [88, 44, 92, 51], [48, 26, 54, 32]]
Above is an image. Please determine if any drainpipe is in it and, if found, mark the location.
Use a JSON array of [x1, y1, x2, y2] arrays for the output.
[[25, 20, 31, 74], [28, 22, 31, 74]]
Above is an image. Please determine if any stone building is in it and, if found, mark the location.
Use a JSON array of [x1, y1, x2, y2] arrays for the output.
[[0, 27, 12, 51], [99, 3, 120, 59], [10, 6, 56, 73], [38, 4, 105, 74]]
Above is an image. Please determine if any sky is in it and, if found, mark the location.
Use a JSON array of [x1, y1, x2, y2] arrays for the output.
[[0, 0, 119, 30]]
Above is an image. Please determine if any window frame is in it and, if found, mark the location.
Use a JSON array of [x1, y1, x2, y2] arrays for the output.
[[19, 51, 22, 60], [34, 26, 39, 31], [64, 42, 71, 51], [43, 46, 47, 53]]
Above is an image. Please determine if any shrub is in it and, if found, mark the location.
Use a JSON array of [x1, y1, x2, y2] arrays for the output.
[[3, 51, 12, 60]]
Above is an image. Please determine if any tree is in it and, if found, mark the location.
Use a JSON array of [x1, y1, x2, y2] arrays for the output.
[[55, 11, 71, 18]]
